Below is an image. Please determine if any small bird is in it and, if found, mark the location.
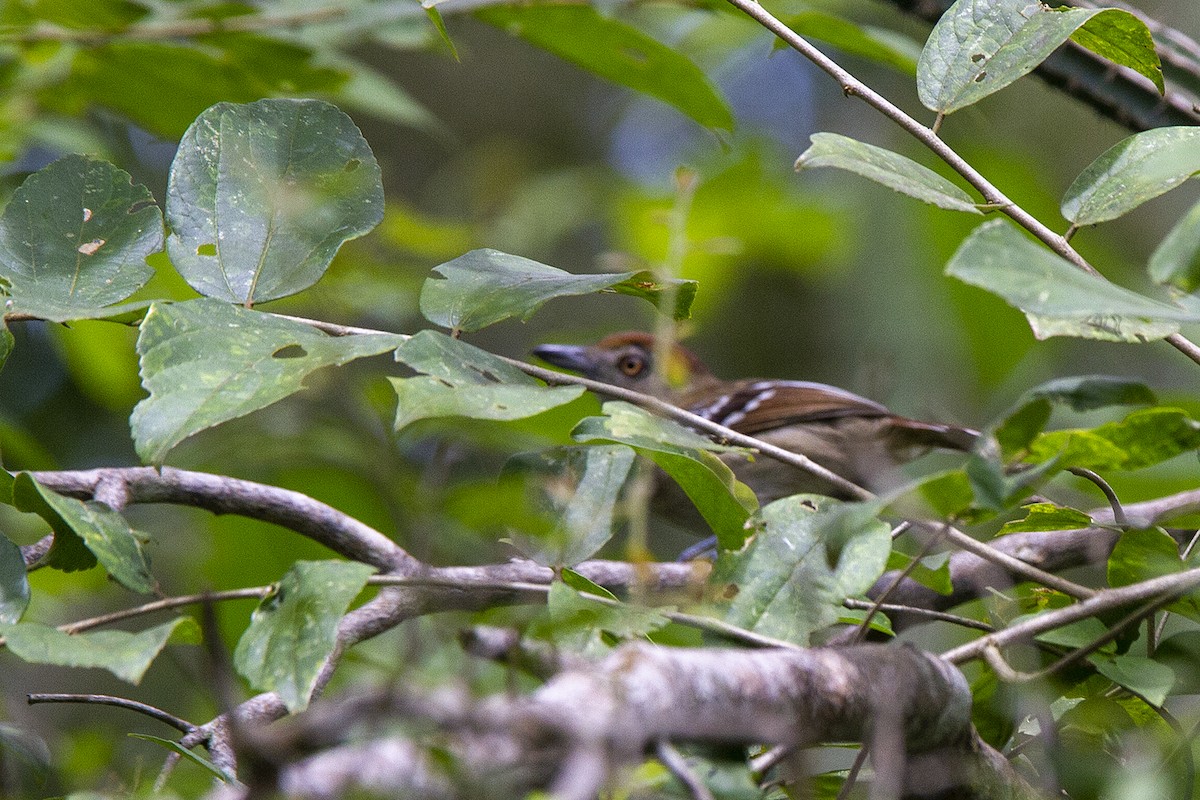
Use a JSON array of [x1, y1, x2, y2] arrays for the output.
[[533, 331, 978, 502]]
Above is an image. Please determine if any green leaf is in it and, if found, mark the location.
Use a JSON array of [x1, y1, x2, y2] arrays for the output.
[[887, 550, 953, 595], [1062, 127, 1200, 226], [994, 375, 1156, 455], [131, 299, 402, 463], [918, 0, 1161, 115], [0, 155, 162, 322], [390, 330, 584, 430], [475, 5, 733, 131], [1106, 527, 1200, 622], [505, 445, 636, 567], [795, 133, 980, 213], [781, 11, 921, 74], [998, 503, 1094, 535], [423, 4, 460, 61], [127, 734, 235, 784], [1090, 654, 1174, 707], [166, 98, 384, 306], [13, 475, 154, 594], [1149, 197, 1200, 295], [420, 248, 696, 333], [946, 220, 1198, 342], [713, 496, 890, 645], [529, 579, 671, 653], [0, 618, 196, 684], [233, 560, 375, 712], [0, 320, 13, 375], [572, 401, 757, 550], [1028, 408, 1200, 471], [0, 534, 29, 623]]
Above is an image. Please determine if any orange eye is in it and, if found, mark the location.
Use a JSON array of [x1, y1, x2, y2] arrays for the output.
[[618, 354, 645, 377]]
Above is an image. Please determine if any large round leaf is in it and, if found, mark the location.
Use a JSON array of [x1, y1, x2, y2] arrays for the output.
[[166, 98, 383, 306]]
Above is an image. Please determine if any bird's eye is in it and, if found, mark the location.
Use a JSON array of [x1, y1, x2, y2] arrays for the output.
[[617, 354, 646, 377]]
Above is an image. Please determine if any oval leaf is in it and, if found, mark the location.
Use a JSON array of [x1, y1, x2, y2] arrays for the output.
[[390, 330, 584, 430], [712, 496, 890, 645], [420, 248, 695, 333], [795, 132, 980, 213], [0, 534, 29, 624], [1149, 196, 1200, 294], [1062, 127, 1200, 226], [1, 618, 196, 685], [131, 299, 402, 463], [475, 5, 733, 132], [14, 474, 155, 594], [0, 154, 162, 322], [233, 560, 375, 712], [946, 220, 1199, 342], [166, 98, 383, 305], [918, 0, 1161, 116], [505, 445, 636, 567]]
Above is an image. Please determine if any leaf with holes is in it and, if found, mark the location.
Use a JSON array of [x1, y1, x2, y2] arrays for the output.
[[166, 98, 383, 306], [420, 249, 696, 333], [0, 155, 162, 322], [391, 330, 584, 430], [1027, 408, 1200, 472], [918, 0, 1161, 115], [795, 133, 979, 213], [131, 299, 402, 463], [713, 495, 890, 645], [233, 560, 375, 712], [993, 375, 1156, 456]]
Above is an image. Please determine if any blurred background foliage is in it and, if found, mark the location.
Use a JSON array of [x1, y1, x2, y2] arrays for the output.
[[0, 0, 1198, 794]]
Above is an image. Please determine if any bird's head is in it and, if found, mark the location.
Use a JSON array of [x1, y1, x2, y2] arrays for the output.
[[532, 332, 711, 400]]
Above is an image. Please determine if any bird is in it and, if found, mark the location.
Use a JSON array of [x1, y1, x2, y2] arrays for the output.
[[532, 331, 978, 504]]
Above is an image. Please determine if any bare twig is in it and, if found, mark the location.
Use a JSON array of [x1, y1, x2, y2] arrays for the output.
[[28, 693, 195, 733], [1067, 467, 1128, 528], [655, 740, 716, 800]]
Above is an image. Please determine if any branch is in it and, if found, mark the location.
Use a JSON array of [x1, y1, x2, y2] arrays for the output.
[[29, 467, 417, 572], [27, 693, 195, 733], [721, 0, 1200, 369]]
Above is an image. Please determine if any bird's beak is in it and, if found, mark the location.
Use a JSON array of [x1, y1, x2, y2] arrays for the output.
[[531, 343, 594, 375]]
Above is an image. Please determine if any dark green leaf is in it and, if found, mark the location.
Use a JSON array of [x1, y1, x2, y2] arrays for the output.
[[424, 4, 460, 61], [0, 534, 29, 623], [391, 330, 584, 430], [11, 475, 95, 574], [60, 41, 346, 140], [918, 0, 1161, 115], [795, 133, 980, 213], [998, 503, 1094, 535], [572, 401, 757, 549], [561, 567, 618, 601], [1149, 197, 1200, 295], [0, 320, 12, 375], [946, 220, 1197, 342], [1090, 654, 1174, 707], [1062, 127, 1200, 225], [529, 579, 671, 653], [965, 447, 1059, 512], [505, 445, 636, 567], [1028, 408, 1200, 471], [13, 475, 154, 593], [0, 155, 162, 322], [781, 11, 921, 74], [166, 98, 383, 306], [476, 5, 733, 131], [994, 375, 1155, 455], [131, 299, 402, 463], [0, 618, 197, 684], [420, 249, 696, 333], [0, 724, 51, 788], [233, 560, 375, 712], [713, 496, 890, 645], [1108, 527, 1185, 589], [128, 735, 235, 783]]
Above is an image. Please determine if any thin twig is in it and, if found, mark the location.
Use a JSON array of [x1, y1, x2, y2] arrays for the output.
[[28, 693, 195, 733], [938, 524, 1095, 599], [722, 0, 1200, 369], [58, 588, 271, 635], [843, 524, 946, 644], [655, 740, 716, 800], [841, 599, 993, 632], [1068, 467, 1128, 528]]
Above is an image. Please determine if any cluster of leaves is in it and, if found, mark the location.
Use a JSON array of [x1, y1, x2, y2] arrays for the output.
[[0, 0, 1198, 796]]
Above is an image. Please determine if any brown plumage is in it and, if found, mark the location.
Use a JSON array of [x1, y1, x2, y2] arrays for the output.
[[533, 332, 977, 501]]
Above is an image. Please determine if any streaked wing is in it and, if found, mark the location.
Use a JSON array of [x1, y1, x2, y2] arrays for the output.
[[687, 380, 890, 435]]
